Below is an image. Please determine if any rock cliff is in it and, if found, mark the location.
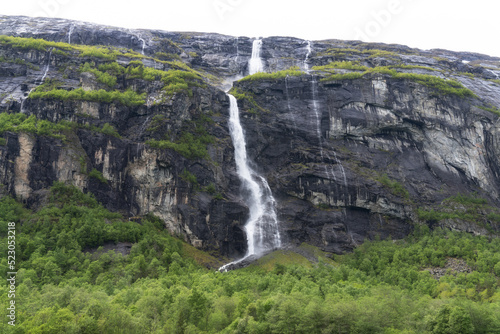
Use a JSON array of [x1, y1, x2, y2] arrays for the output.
[[1, 15, 500, 258]]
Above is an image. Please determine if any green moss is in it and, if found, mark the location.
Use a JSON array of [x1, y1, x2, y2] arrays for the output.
[[180, 169, 197, 184], [29, 87, 145, 107], [0, 113, 72, 140], [147, 133, 211, 159], [0, 137, 6, 145], [89, 168, 108, 184], [312, 61, 368, 72], [417, 193, 498, 232], [228, 87, 267, 113], [238, 67, 304, 82], [478, 104, 500, 116], [247, 249, 312, 272], [319, 65, 476, 98], [79, 156, 87, 173], [0, 55, 38, 70], [146, 113, 214, 159], [80, 62, 117, 88], [322, 72, 364, 81], [377, 174, 409, 199], [154, 52, 181, 61]]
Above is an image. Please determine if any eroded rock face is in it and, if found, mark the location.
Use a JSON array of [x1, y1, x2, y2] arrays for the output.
[[1, 15, 500, 258]]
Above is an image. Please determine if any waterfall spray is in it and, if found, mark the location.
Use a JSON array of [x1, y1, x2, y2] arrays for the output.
[[219, 95, 281, 271]]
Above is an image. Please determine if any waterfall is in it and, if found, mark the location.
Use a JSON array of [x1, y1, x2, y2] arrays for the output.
[[21, 50, 52, 113], [235, 37, 239, 64], [67, 24, 74, 44], [138, 36, 146, 55], [249, 39, 264, 75], [304, 41, 312, 71], [219, 94, 281, 271]]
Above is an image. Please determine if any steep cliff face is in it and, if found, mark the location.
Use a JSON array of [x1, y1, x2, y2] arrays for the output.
[[1, 15, 500, 258]]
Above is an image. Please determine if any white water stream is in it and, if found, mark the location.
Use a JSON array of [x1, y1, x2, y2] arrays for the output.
[[21, 50, 52, 113], [219, 95, 281, 271], [248, 39, 264, 75]]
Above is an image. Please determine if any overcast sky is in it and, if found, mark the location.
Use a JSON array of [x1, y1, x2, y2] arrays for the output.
[[2, 0, 499, 57]]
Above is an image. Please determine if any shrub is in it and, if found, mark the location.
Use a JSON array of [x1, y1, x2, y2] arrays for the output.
[[29, 88, 145, 107], [377, 174, 409, 199], [180, 169, 197, 184], [89, 168, 108, 184], [0, 113, 71, 140]]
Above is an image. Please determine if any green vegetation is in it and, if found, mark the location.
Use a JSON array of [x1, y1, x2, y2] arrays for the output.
[[89, 168, 108, 184], [180, 169, 198, 185], [1, 184, 500, 333], [316, 63, 476, 98], [0, 113, 72, 140], [478, 104, 500, 117], [321, 72, 364, 81], [80, 62, 117, 88], [228, 87, 267, 113], [418, 194, 499, 232], [320, 47, 399, 59], [154, 52, 182, 61], [1, 112, 121, 142], [312, 61, 368, 72], [377, 174, 410, 199], [147, 113, 214, 160], [29, 87, 145, 107], [0, 55, 38, 70], [238, 67, 304, 82], [147, 131, 212, 159]]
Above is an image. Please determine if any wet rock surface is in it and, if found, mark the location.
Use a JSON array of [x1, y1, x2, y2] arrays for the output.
[[1, 15, 500, 260]]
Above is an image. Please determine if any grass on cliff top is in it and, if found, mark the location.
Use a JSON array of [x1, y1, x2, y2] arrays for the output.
[[314, 63, 476, 98], [0, 112, 122, 142], [0, 112, 72, 141], [238, 66, 305, 82], [29, 87, 146, 107]]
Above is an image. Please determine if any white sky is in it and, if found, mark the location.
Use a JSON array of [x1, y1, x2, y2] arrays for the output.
[[2, 0, 499, 57]]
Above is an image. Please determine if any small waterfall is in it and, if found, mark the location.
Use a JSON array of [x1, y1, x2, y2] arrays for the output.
[[138, 37, 146, 55], [304, 41, 312, 71], [21, 49, 52, 113], [219, 94, 281, 271], [248, 39, 264, 75], [307, 43, 348, 198], [235, 37, 239, 64], [39, 51, 52, 84], [67, 24, 74, 44], [139, 115, 151, 137]]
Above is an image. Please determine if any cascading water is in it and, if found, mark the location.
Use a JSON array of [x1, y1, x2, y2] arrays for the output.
[[304, 41, 312, 71], [21, 49, 52, 113], [67, 24, 74, 44], [306, 43, 348, 193], [248, 39, 264, 75], [219, 95, 281, 271], [139, 38, 146, 55]]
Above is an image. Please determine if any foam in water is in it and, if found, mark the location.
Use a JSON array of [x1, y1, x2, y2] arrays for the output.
[[249, 39, 264, 75], [219, 95, 281, 271]]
